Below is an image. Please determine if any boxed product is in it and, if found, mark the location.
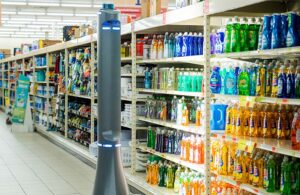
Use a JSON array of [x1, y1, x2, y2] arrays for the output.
[[0, 49, 11, 59], [39, 40, 61, 48], [63, 26, 80, 41]]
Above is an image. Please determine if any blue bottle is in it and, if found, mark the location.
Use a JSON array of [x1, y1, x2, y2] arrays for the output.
[[198, 33, 204, 55], [210, 29, 217, 54], [277, 65, 287, 98], [182, 32, 188, 56], [234, 65, 241, 94], [249, 63, 258, 96], [176, 33, 183, 57], [261, 15, 272, 50], [168, 33, 175, 58], [224, 66, 237, 95], [220, 65, 227, 94], [286, 12, 299, 47], [297, 13, 300, 41], [281, 14, 288, 48], [174, 33, 178, 57], [271, 14, 282, 49], [188, 32, 194, 56], [286, 66, 296, 98], [210, 67, 221, 94], [144, 67, 152, 89], [193, 32, 198, 55], [218, 29, 225, 53]]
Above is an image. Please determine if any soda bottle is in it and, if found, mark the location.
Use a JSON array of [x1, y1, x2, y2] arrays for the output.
[[230, 16, 241, 52], [224, 18, 233, 53], [280, 156, 292, 195], [266, 155, 276, 192]]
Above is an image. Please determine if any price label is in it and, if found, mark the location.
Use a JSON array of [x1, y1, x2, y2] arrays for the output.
[[131, 22, 135, 32], [282, 98, 288, 104], [237, 140, 256, 153], [162, 12, 166, 25], [237, 140, 247, 151], [203, 0, 210, 14], [239, 96, 255, 107], [245, 142, 256, 153], [271, 146, 276, 152]]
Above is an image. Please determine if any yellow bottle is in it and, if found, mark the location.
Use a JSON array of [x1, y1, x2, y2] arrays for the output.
[[235, 105, 244, 136], [271, 61, 280, 97], [243, 107, 250, 136], [231, 104, 238, 136], [252, 151, 264, 187], [234, 150, 244, 182], [257, 104, 264, 137], [249, 104, 258, 137], [277, 106, 285, 139], [218, 141, 228, 175], [248, 150, 257, 185], [242, 152, 251, 183], [262, 104, 271, 138], [270, 104, 278, 138], [225, 104, 233, 135], [228, 142, 237, 176], [181, 106, 189, 126]]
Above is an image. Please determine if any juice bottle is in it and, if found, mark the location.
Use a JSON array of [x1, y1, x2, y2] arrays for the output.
[[291, 108, 300, 150], [252, 151, 264, 187], [242, 152, 251, 183], [280, 156, 292, 195], [218, 141, 228, 175], [263, 152, 270, 189], [266, 155, 276, 192], [225, 103, 233, 135], [228, 142, 237, 175], [271, 61, 280, 97]]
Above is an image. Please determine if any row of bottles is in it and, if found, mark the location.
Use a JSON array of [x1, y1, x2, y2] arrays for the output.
[[225, 103, 299, 140], [144, 67, 203, 92], [143, 96, 205, 128], [210, 60, 300, 98], [211, 140, 300, 194], [210, 179, 249, 195]]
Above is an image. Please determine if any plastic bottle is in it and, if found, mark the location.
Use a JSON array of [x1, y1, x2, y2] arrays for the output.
[[176, 32, 183, 57], [271, 61, 280, 97], [188, 32, 194, 56], [218, 140, 228, 175], [249, 104, 259, 137], [168, 33, 175, 58], [281, 14, 288, 48], [277, 106, 286, 139], [243, 106, 250, 136], [256, 61, 266, 96], [266, 155, 276, 192], [277, 65, 287, 98], [286, 12, 299, 47], [263, 152, 270, 189], [210, 66, 222, 94], [224, 65, 236, 95], [238, 64, 250, 95], [295, 65, 300, 98], [281, 156, 292, 194], [234, 150, 244, 182], [195, 106, 202, 127], [182, 32, 189, 57], [294, 160, 300, 194], [257, 17, 264, 50], [163, 32, 169, 58], [144, 67, 152, 89], [182, 106, 189, 126], [286, 65, 296, 98], [210, 30, 217, 54], [235, 105, 243, 136], [176, 98, 183, 125], [271, 13, 282, 49], [174, 167, 181, 192], [150, 35, 158, 59], [198, 33, 204, 55], [248, 17, 258, 51], [265, 62, 273, 97], [224, 18, 233, 53], [225, 104, 232, 135], [261, 15, 272, 50], [157, 35, 164, 59], [291, 108, 300, 150], [252, 152, 264, 187], [228, 142, 236, 175], [171, 96, 178, 122], [193, 32, 198, 56], [219, 64, 226, 94], [249, 63, 258, 96], [230, 16, 241, 52], [240, 17, 249, 51]]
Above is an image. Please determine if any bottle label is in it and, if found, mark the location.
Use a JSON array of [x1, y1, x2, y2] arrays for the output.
[[226, 78, 235, 90], [263, 168, 268, 187], [236, 164, 242, 173], [254, 166, 259, 177], [236, 117, 241, 127], [278, 79, 283, 95], [296, 128, 300, 142]]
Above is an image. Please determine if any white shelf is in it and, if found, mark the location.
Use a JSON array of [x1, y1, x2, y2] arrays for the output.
[[121, 123, 147, 130], [121, 57, 132, 63], [68, 93, 91, 99], [138, 144, 205, 173], [137, 88, 204, 97], [121, 74, 144, 77], [137, 55, 205, 65], [35, 66, 47, 69], [213, 134, 300, 158], [121, 97, 147, 102], [138, 116, 204, 135]]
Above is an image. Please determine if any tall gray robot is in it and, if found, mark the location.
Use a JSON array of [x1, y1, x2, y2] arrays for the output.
[[93, 4, 129, 195]]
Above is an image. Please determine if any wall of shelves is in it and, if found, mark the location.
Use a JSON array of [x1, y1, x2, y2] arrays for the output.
[[1, 1, 300, 194]]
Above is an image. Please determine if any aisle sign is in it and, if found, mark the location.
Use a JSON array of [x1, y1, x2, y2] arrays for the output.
[[12, 75, 30, 123]]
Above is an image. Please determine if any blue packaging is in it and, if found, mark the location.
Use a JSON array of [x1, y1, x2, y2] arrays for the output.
[[210, 104, 228, 130], [188, 32, 194, 56], [218, 30, 225, 53], [210, 66, 221, 94], [210, 29, 217, 54], [281, 14, 288, 47], [271, 14, 282, 49], [193, 33, 198, 55], [286, 12, 299, 47], [175, 32, 183, 57], [261, 15, 272, 50], [297, 13, 300, 40], [182, 32, 188, 56], [198, 33, 204, 55], [173, 33, 178, 57]]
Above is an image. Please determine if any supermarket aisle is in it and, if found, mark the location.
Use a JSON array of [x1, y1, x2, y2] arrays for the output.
[[0, 113, 95, 195]]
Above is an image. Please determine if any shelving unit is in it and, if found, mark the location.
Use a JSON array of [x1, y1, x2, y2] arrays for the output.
[[1, 1, 300, 194]]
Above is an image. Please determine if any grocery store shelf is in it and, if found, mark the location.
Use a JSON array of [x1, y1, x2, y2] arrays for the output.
[[212, 134, 300, 158], [137, 55, 205, 65], [35, 66, 48, 69], [215, 174, 280, 195], [138, 116, 204, 135], [121, 74, 144, 77], [213, 94, 300, 105], [121, 96, 147, 102], [137, 88, 204, 97], [138, 144, 205, 174], [35, 94, 49, 98], [121, 57, 132, 63], [68, 93, 91, 99], [121, 123, 147, 130]]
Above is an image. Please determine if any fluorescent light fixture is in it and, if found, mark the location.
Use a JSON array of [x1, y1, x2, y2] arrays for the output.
[[1, 1, 26, 5], [61, 4, 92, 8], [0, 28, 19, 31], [2, 24, 26, 27], [75, 13, 96, 17], [6, 21, 32, 24], [18, 12, 45, 15], [28, 3, 60, 7], [0, 35, 11, 38], [37, 18, 61, 22], [2, 11, 17, 14], [11, 18, 35, 21], [47, 13, 74, 16]]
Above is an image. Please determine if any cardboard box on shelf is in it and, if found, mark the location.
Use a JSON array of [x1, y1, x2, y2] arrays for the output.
[[0, 49, 11, 59], [141, 0, 168, 19], [39, 40, 61, 49]]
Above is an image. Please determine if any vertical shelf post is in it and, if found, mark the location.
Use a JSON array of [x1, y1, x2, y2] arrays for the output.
[[203, 15, 211, 195], [90, 42, 96, 143], [131, 24, 137, 174], [46, 53, 50, 129], [64, 49, 69, 138]]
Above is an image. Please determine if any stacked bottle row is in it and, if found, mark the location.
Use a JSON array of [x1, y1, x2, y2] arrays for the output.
[[146, 156, 205, 193], [210, 60, 300, 98], [67, 48, 91, 96], [35, 56, 47, 67], [144, 67, 203, 92], [143, 96, 205, 128], [34, 112, 56, 130], [211, 140, 300, 194], [146, 126, 205, 164], [210, 179, 248, 195], [140, 32, 204, 60]]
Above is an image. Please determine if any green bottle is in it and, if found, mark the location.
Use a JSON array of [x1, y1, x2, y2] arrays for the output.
[[291, 158, 297, 193], [280, 156, 292, 195], [158, 161, 165, 187], [275, 154, 283, 190], [166, 164, 175, 188], [266, 155, 276, 192], [248, 18, 258, 51], [225, 18, 233, 53], [174, 167, 182, 192], [238, 64, 250, 95], [230, 16, 241, 52], [240, 17, 249, 51], [147, 126, 151, 147], [295, 161, 300, 194], [263, 153, 270, 189]]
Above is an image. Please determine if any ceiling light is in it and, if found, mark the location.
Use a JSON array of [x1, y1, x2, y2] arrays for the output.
[[18, 12, 45, 15], [2, 24, 26, 27], [12, 18, 35, 21], [75, 13, 96, 17], [28, 3, 60, 7], [61, 4, 92, 8], [6, 21, 32, 24], [2, 11, 17, 14], [37, 18, 61, 22], [1, 1, 26, 5], [47, 13, 73, 16]]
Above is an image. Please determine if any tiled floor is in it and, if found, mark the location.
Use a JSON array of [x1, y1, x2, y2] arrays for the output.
[[0, 113, 95, 195]]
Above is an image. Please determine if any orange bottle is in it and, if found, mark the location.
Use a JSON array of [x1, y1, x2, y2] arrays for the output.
[[231, 104, 238, 136], [286, 105, 293, 139], [225, 104, 233, 135], [185, 137, 190, 161], [218, 141, 228, 175], [291, 108, 300, 150], [182, 106, 189, 126], [270, 104, 278, 138], [235, 105, 244, 136], [195, 106, 202, 127], [189, 135, 195, 163], [277, 106, 285, 139], [257, 104, 264, 137], [180, 137, 186, 160], [262, 104, 271, 138], [199, 138, 204, 164]]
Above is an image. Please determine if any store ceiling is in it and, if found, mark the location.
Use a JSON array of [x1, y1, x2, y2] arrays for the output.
[[0, 0, 176, 39]]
